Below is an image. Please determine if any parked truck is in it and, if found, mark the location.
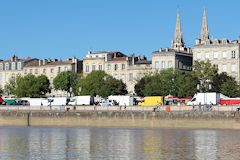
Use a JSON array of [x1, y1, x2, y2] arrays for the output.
[[68, 96, 94, 105], [48, 97, 69, 106], [21, 98, 48, 106], [108, 95, 134, 106], [219, 98, 240, 105], [138, 96, 163, 106], [187, 92, 224, 106]]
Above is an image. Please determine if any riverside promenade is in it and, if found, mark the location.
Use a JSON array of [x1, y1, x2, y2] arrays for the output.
[[0, 105, 239, 112], [1, 105, 240, 129]]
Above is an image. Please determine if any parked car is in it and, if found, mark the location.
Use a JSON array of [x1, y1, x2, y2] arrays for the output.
[[12, 100, 30, 106], [98, 100, 118, 106]]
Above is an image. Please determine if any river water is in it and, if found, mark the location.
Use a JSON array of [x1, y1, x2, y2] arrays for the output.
[[0, 127, 240, 160]]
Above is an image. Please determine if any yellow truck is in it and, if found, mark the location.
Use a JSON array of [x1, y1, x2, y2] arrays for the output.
[[138, 96, 163, 106]]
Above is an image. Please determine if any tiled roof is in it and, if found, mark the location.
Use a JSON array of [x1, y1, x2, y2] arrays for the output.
[[110, 57, 127, 61], [25, 60, 74, 67], [134, 60, 151, 65]]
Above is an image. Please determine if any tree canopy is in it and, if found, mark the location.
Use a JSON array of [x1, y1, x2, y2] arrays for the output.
[[15, 74, 50, 98], [135, 61, 240, 98], [4, 79, 16, 96], [78, 71, 127, 97], [53, 71, 80, 96], [135, 68, 193, 97], [0, 86, 3, 95]]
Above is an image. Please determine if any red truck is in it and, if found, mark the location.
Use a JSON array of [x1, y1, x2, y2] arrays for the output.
[[0, 97, 6, 105], [219, 98, 240, 105]]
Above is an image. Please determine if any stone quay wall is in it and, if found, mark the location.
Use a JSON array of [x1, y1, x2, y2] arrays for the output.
[[1, 109, 240, 129]]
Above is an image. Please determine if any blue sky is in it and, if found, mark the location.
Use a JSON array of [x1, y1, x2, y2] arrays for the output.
[[0, 0, 239, 60]]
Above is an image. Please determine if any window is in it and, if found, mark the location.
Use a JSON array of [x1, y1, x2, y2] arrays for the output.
[[121, 74, 125, 81], [35, 69, 38, 74], [114, 73, 118, 79], [17, 62, 22, 70], [0, 73, 2, 80], [136, 73, 141, 80], [30, 69, 32, 74], [232, 51, 236, 59], [0, 63, 3, 70], [43, 69, 46, 74], [5, 74, 8, 81], [213, 52, 218, 59], [99, 65, 102, 70], [114, 64, 118, 71], [5, 63, 9, 70], [11, 62, 15, 70], [223, 52, 227, 58], [205, 53, 209, 59], [24, 69, 27, 74], [11, 73, 15, 80], [107, 64, 111, 70], [197, 53, 201, 59], [92, 65, 96, 71], [161, 61, 165, 69], [222, 64, 227, 72], [129, 73, 133, 81], [231, 64, 236, 72], [58, 67, 61, 73], [168, 61, 173, 68], [64, 67, 68, 71], [155, 61, 159, 69], [213, 64, 218, 70], [51, 68, 54, 73], [178, 61, 182, 69], [122, 64, 125, 70], [85, 65, 89, 72]]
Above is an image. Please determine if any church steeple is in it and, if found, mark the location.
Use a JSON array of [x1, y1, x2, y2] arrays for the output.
[[200, 7, 209, 41], [172, 12, 185, 50]]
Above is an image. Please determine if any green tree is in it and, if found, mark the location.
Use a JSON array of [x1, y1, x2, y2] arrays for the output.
[[36, 75, 51, 97], [221, 79, 240, 98], [0, 86, 3, 95], [53, 71, 80, 96], [4, 79, 16, 96], [78, 71, 127, 97], [178, 73, 198, 97], [135, 68, 188, 97], [192, 60, 218, 92], [212, 72, 234, 93], [15, 74, 50, 98], [134, 77, 146, 96]]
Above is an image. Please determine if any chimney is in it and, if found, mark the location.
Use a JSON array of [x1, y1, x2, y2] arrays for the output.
[[43, 59, 48, 65], [38, 60, 42, 66]]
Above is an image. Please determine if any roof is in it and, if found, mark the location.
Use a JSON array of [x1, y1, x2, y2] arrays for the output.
[[25, 60, 74, 67], [0, 57, 33, 63], [109, 57, 127, 62], [90, 51, 122, 55], [134, 60, 151, 65], [152, 48, 192, 56]]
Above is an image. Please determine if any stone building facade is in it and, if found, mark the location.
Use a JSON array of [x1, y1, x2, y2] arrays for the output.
[[152, 12, 192, 73], [0, 55, 37, 89], [23, 57, 82, 96], [82, 51, 152, 94], [192, 7, 240, 81]]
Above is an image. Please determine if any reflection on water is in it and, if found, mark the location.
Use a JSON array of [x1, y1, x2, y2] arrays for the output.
[[0, 127, 240, 160]]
